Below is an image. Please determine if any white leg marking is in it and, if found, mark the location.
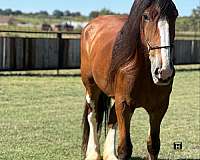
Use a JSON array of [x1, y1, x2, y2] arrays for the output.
[[103, 124, 118, 160], [158, 18, 173, 79], [86, 94, 91, 104], [85, 94, 100, 160], [111, 98, 115, 106]]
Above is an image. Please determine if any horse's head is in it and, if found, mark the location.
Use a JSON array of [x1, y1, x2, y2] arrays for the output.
[[140, 0, 178, 85]]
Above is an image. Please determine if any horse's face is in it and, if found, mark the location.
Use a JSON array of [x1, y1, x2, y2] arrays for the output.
[[141, 0, 178, 86]]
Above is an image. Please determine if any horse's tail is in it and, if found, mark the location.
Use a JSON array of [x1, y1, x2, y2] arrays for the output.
[[82, 100, 90, 156], [96, 92, 110, 138], [82, 92, 110, 156]]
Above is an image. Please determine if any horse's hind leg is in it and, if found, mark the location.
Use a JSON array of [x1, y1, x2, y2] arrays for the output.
[[83, 86, 101, 160], [82, 73, 110, 160], [103, 102, 118, 160]]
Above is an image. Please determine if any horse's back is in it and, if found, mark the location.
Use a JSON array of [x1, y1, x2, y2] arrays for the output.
[[81, 15, 127, 94]]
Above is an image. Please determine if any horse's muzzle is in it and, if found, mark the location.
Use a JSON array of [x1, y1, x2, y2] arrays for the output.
[[154, 67, 175, 86]]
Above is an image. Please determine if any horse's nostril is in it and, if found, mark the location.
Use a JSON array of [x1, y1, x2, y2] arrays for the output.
[[155, 68, 159, 75], [155, 68, 162, 76]]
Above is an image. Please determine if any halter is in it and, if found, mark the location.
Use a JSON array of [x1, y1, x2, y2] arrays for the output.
[[146, 40, 174, 52], [141, 16, 174, 52]]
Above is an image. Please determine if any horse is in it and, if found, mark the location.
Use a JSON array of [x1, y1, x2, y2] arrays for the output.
[[80, 0, 178, 159]]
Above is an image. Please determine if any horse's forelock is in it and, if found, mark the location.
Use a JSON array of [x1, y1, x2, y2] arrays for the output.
[[156, 0, 177, 17]]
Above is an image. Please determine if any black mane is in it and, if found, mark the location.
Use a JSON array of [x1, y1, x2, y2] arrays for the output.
[[109, 0, 151, 84], [158, 0, 178, 17]]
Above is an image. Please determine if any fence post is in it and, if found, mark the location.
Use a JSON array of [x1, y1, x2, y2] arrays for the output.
[[3, 37, 6, 68], [57, 32, 64, 74], [10, 38, 16, 70]]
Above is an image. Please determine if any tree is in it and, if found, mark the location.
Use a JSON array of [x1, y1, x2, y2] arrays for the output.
[[4, 8, 13, 15], [64, 10, 71, 16], [99, 8, 115, 15], [176, 17, 193, 31], [52, 10, 64, 18], [89, 11, 99, 18], [192, 5, 200, 17], [191, 5, 200, 32], [13, 10, 23, 15], [38, 11, 49, 16], [89, 8, 116, 19], [71, 11, 81, 17]]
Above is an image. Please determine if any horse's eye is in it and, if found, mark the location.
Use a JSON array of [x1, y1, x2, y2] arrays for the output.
[[143, 14, 150, 21]]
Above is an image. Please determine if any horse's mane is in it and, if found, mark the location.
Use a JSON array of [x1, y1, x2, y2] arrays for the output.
[[108, 0, 151, 84], [108, 0, 177, 85]]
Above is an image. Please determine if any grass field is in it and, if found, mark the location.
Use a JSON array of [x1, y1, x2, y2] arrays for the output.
[[0, 66, 199, 159]]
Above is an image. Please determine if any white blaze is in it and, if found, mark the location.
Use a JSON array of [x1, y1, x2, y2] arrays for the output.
[[158, 18, 170, 69], [158, 18, 173, 80]]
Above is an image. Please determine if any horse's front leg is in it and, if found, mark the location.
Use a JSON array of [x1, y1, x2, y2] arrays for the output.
[[116, 100, 134, 160], [146, 102, 168, 160]]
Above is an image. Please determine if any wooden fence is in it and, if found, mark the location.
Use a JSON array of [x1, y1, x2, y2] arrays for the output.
[[174, 40, 200, 64], [0, 31, 199, 71], [0, 31, 80, 71]]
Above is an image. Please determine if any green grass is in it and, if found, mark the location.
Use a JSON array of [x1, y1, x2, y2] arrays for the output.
[[0, 67, 199, 159]]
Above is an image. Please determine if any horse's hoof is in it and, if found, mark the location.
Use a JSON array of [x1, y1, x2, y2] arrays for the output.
[[144, 153, 158, 160], [103, 154, 118, 160], [85, 153, 101, 160]]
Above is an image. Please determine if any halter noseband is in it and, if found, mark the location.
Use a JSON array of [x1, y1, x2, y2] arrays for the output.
[[146, 40, 174, 52]]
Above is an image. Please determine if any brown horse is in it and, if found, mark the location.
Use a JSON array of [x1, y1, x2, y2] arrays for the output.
[[81, 0, 178, 159]]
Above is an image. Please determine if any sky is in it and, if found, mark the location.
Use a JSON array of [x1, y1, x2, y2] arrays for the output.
[[0, 0, 199, 16]]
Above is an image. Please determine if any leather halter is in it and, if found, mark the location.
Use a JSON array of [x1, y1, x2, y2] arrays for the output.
[[146, 40, 174, 52], [141, 19, 174, 53]]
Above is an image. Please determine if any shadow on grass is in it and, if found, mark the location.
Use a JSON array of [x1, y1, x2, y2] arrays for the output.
[[130, 157, 144, 160], [176, 68, 200, 72], [0, 73, 81, 77]]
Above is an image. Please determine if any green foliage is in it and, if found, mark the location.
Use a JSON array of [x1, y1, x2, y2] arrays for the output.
[[99, 8, 115, 15], [176, 5, 200, 32], [64, 10, 71, 16], [176, 17, 193, 32], [89, 8, 116, 19], [176, 16, 200, 32], [52, 10, 64, 18], [192, 5, 200, 17], [37, 11, 49, 17], [89, 11, 99, 19]]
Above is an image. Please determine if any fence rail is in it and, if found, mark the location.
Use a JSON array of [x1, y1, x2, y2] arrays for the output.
[[174, 40, 200, 64], [0, 31, 80, 71], [0, 30, 199, 71]]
